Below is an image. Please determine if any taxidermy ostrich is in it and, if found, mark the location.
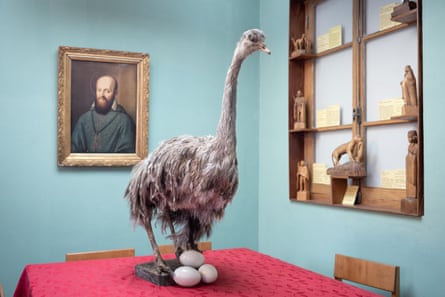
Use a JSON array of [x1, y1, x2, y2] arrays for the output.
[[125, 29, 270, 272]]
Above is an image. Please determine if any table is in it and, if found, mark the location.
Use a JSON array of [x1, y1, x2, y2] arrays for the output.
[[14, 248, 382, 297]]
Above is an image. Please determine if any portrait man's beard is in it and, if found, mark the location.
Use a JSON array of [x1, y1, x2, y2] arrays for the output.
[[95, 96, 114, 114]]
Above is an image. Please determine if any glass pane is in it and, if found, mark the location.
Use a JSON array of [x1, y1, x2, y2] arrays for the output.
[[315, 0, 353, 45], [365, 28, 418, 121], [364, 123, 417, 187], [315, 130, 353, 166], [315, 48, 353, 126], [364, 0, 417, 34]]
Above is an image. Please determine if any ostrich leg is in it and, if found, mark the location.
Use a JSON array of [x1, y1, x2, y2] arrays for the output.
[[143, 219, 171, 273], [164, 210, 183, 258], [187, 217, 199, 251]]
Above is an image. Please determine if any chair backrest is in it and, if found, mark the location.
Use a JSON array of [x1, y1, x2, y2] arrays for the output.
[[334, 254, 400, 297], [65, 248, 135, 262], [158, 241, 212, 255], [0, 282, 5, 297]]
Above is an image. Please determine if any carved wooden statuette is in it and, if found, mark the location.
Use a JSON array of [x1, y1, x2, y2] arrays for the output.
[[293, 90, 306, 129], [291, 33, 311, 58], [296, 160, 310, 201], [327, 135, 366, 178], [401, 130, 419, 214], [401, 65, 418, 117]]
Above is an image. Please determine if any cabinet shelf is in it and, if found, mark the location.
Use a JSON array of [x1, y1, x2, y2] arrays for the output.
[[291, 185, 414, 216], [289, 42, 353, 61], [363, 22, 414, 42], [315, 42, 353, 58], [290, 198, 419, 217], [362, 118, 417, 128], [289, 53, 316, 61], [290, 124, 353, 133]]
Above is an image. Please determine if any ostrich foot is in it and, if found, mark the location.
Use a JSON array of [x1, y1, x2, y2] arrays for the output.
[[175, 246, 184, 260], [135, 258, 179, 286], [186, 241, 199, 252], [155, 256, 174, 274], [174, 243, 202, 261], [175, 242, 201, 258]]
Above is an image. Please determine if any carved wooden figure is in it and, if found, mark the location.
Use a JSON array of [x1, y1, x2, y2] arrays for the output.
[[328, 135, 366, 178], [401, 65, 418, 106], [331, 135, 364, 167], [291, 33, 311, 57], [401, 65, 418, 116], [293, 90, 306, 129], [296, 160, 310, 200], [401, 130, 419, 214], [405, 130, 418, 199]]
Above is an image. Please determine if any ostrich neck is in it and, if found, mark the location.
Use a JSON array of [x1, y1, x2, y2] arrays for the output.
[[216, 51, 245, 151]]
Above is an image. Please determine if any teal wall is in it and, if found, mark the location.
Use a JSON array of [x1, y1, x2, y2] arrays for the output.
[[0, 1, 260, 296], [258, 1, 445, 297], [1, 0, 444, 296]]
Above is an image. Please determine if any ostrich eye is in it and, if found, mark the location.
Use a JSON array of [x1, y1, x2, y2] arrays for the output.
[[248, 33, 258, 42]]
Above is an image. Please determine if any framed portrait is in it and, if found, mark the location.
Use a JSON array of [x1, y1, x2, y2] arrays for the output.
[[57, 46, 149, 166]]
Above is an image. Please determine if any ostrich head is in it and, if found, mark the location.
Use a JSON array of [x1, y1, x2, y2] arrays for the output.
[[236, 29, 271, 58]]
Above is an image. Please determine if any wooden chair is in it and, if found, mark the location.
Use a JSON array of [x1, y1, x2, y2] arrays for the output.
[[334, 254, 400, 297], [0, 282, 5, 297], [65, 248, 135, 262], [158, 241, 212, 255]]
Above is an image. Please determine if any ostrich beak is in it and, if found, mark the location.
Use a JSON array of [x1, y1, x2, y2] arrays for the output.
[[260, 45, 271, 55]]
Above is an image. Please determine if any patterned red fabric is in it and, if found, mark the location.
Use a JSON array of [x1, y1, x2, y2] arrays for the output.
[[14, 248, 382, 297]]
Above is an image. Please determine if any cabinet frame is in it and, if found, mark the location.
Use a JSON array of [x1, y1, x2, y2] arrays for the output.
[[288, 0, 423, 216]]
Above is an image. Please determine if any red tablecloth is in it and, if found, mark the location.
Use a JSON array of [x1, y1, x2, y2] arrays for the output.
[[14, 248, 382, 297]]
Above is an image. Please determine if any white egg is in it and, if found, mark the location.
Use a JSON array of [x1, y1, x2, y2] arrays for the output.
[[179, 250, 205, 268], [173, 266, 202, 287], [198, 263, 218, 284]]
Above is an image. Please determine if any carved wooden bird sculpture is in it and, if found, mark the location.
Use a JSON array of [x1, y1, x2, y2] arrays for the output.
[[125, 29, 270, 272]]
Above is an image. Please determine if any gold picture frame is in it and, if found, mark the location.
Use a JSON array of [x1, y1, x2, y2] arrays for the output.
[[57, 46, 149, 166]]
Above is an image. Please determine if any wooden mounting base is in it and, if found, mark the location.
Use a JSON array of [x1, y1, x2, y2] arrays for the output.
[[327, 161, 366, 178], [402, 105, 419, 117], [293, 122, 306, 130], [297, 191, 310, 201], [135, 259, 181, 286], [391, 0, 416, 16], [290, 49, 308, 59]]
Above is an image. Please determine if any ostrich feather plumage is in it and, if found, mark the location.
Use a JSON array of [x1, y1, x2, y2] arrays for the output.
[[124, 29, 270, 272]]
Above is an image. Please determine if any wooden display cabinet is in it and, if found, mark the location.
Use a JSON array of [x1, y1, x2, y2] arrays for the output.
[[288, 0, 423, 216]]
